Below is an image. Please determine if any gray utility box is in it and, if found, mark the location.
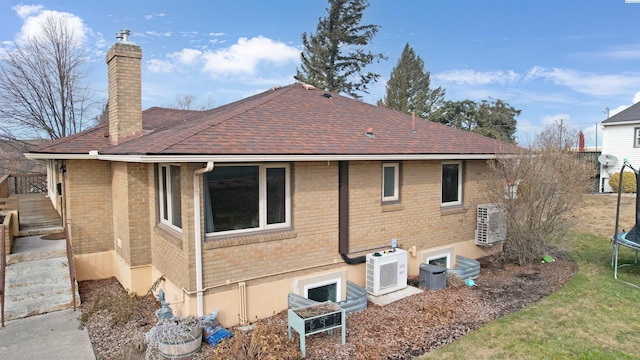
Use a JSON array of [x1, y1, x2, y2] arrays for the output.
[[419, 263, 447, 290]]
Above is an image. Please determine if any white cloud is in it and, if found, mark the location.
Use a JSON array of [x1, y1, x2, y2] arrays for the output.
[[634, 91, 640, 104], [581, 45, 640, 61], [525, 66, 640, 97], [12, 4, 44, 19], [147, 59, 175, 73], [147, 36, 299, 78], [144, 13, 166, 20], [202, 36, 299, 76], [434, 69, 520, 85], [168, 48, 202, 65], [145, 31, 172, 37], [12, 6, 90, 47], [181, 31, 199, 38]]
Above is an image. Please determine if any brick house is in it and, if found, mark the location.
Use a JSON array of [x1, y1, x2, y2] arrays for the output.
[[26, 37, 513, 326]]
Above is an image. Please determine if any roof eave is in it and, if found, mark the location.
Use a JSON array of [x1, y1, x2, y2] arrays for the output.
[[95, 153, 505, 163], [602, 120, 640, 126], [25, 152, 100, 160]]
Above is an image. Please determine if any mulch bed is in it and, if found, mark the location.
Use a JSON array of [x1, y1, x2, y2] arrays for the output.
[[79, 250, 577, 360]]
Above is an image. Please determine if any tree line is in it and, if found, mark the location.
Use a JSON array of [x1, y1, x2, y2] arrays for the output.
[[296, 0, 519, 143]]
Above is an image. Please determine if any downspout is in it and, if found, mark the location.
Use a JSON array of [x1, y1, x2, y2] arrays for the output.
[[193, 162, 214, 316], [338, 161, 366, 264]]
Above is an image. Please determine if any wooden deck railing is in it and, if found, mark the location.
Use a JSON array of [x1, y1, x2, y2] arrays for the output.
[[1, 225, 6, 327], [10, 174, 47, 195], [0, 175, 9, 199], [64, 225, 76, 311]]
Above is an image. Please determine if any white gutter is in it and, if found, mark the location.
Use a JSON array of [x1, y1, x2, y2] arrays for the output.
[[25, 152, 100, 160], [601, 121, 640, 127], [93, 153, 504, 163], [193, 162, 214, 317]]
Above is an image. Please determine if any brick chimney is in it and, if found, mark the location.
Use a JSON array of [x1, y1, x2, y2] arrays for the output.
[[106, 30, 142, 145]]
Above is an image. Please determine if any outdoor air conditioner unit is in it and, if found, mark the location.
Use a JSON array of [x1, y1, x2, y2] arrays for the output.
[[475, 204, 506, 245], [366, 248, 408, 296]]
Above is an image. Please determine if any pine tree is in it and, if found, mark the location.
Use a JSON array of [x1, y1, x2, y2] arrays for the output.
[[430, 99, 519, 143], [296, 0, 385, 99], [378, 43, 445, 119], [429, 100, 478, 131], [475, 99, 519, 143]]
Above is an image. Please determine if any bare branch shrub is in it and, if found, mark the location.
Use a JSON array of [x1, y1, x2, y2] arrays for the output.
[[485, 123, 593, 265]]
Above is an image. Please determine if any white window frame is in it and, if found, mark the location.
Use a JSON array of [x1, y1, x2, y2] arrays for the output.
[[634, 127, 640, 148], [205, 163, 291, 237], [303, 278, 342, 302], [158, 164, 182, 232], [441, 161, 463, 207], [382, 162, 400, 202], [425, 252, 451, 269]]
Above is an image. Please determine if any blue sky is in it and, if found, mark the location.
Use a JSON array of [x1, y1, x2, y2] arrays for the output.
[[2, 0, 640, 147]]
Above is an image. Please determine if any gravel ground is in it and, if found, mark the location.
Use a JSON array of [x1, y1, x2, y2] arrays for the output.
[[79, 249, 576, 360]]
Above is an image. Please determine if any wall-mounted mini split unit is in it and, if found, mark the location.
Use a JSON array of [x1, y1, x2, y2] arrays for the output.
[[366, 248, 408, 296], [475, 203, 506, 245]]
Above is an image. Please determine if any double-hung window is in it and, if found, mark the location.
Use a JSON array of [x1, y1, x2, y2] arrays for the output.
[[158, 164, 182, 230], [635, 127, 640, 148], [382, 162, 400, 203], [204, 164, 291, 236], [441, 161, 462, 206]]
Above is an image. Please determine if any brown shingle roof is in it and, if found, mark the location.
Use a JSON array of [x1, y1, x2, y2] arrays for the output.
[[32, 84, 516, 158], [31, 107, 204, 154]]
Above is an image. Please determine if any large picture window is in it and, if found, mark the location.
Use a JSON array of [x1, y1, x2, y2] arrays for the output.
[[158, 164, 182, 230], [382, 162, 400, 202], [441, 161, 462, 206], [204, 164, 290, 236]]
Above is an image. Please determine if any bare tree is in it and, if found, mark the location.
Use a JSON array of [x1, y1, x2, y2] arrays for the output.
[[173, 94, 196, 110], [484, 124, 593, 265], [168, 94, 213, 110], [0, 15, 94, 140], [0, 135, 45, 174]]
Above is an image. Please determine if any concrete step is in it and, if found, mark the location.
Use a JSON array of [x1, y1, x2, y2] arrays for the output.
[[3, 294, 78, 320], [6, 263, 72, 288], [5, 281, 75, 303], [17, 226, 64, 237], [3, 256, 78, 321], [7, 246, 67, 264]]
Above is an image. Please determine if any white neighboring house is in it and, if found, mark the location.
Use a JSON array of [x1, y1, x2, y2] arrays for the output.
[[600, 102, 640, 192]]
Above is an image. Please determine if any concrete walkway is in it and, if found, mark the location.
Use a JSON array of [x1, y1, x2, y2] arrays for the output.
[[0, 309, 95, 360]]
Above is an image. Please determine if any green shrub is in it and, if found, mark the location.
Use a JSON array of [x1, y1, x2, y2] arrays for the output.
[[609, 172, 637, 193]]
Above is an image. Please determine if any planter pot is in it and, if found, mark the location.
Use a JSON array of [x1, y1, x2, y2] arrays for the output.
[[158, 327, 203, 359]]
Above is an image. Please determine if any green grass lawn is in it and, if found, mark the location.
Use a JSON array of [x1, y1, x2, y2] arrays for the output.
[[419, 233, 640, 360]]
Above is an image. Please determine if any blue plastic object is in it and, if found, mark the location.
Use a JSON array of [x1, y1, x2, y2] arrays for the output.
[[205, 327, 233, 346]]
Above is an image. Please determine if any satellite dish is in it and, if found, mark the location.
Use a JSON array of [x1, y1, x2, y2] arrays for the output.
[[598, 154, 618, 167]]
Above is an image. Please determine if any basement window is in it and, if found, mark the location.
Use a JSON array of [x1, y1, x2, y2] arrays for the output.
[[423, 248, 452, 269], [427, 255, 449, 268], [305, 279, 341, 302]]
